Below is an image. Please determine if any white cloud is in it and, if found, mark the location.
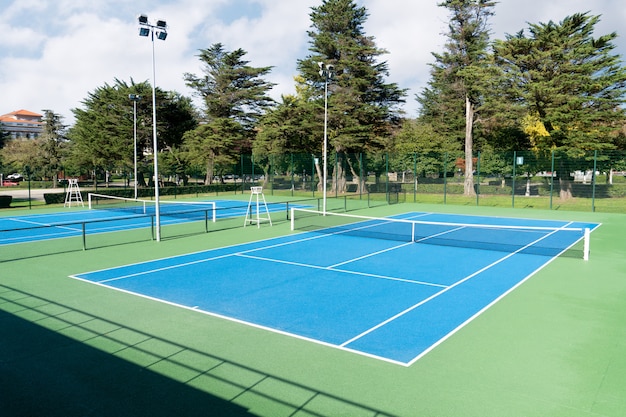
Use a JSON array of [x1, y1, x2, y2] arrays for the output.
[[363, 0, 447, 106], [0, 0, 624, 124], [491, 0, 626, 40]]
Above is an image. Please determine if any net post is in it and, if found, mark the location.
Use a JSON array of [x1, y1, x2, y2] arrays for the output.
[[212, 202, 216, 223], [88, 193, 93, 210], [583, 228, 590, 261], [82, 222, 87, 250], [290, 207, 295, 230]]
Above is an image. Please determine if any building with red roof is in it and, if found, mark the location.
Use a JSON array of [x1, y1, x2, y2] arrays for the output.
[[0, 110, 44, 140]]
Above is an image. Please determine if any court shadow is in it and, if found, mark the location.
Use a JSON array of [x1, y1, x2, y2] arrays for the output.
[[0, 307, 254, 416], [0, 285, 398, 417]]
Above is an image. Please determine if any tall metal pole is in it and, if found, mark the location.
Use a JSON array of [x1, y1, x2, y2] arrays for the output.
[[133, 99, 138, 199], [139, 14, 166, 241], [323, 76, 328, 214], [150, 30, 161, 241], [319, 62, 333, 214], [129, 95, 141, 200]]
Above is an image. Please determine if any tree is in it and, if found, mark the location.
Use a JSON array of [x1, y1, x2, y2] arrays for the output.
[[40, 110, 67, 184], [493, 13, 626, 198], [391, 119, 460, 183], [156, 93, 198, 184], [297, 0, 406, 192], [0, 122, 9, 149], [0, 111, 67, 181], [419, 0, 496, 196], [181, 119, 244, 183], [183, 43, 275, 183], [0, 137, 45, 178], [68, 79, 196, 184], [0, 123, 9, 173], [254, 76, 323, 184]]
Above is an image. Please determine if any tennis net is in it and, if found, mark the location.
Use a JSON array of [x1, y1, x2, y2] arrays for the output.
[[88, 193, 216, 223], [290, 208, 591, 260]]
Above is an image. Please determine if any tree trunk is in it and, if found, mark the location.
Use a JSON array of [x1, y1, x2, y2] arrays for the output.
[[345, 157, 367, 193], [559, 178, 573, 200], [137, 172, 147, 187], [205, 158, 214, 185], [314, 158, 323, 193], [557, 159, 573, 200], [332, 154, 347, 193], [464, 95, 476, 196]]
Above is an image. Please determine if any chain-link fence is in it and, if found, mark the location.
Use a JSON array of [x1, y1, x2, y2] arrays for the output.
[[3, 150, 625, 213], [233, 150, 626, 213]]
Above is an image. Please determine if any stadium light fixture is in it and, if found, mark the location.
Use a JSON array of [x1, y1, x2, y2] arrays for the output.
[[318, 62, 334, 214], [137, 14, 168, 241], [129, 94, 141, 200]]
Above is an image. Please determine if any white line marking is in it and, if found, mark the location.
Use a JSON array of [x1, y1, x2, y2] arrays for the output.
[[339, 222, 574, 348], [329, 241, 413, 268], [237, 253, 447, 288], [95, 231, 339, 283]]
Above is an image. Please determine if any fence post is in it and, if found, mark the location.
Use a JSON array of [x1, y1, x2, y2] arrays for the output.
[[476, 151, 481, 206], [385, 153, 389, 203], [549, 151, 555, 210], [359, 153, 364, 200], [443, 152, 448, 205], [413, 153, 417, 202], [335, 151, 339, 199], [512, 151, 517, 208], [290, 154, 294, 197], [240, 155, 243, 195], [311, 155, 316, 197], [270, 154, 274, 196], [592, 150, 597, 212]]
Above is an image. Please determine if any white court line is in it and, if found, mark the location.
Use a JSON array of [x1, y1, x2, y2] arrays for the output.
[[237, 252, 448, 288], [0, 220, 84, 245], [339, 221, 574, 348], [95, 229, 343, 283], [329, 241, 414, 268], [4, 217, 57, 227], [93, 213, 454, 285]]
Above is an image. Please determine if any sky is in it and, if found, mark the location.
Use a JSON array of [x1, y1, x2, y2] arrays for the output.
[[1, 0, 625, 125]]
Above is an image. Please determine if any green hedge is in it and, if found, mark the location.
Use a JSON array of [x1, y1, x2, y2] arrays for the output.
[[0, 195, 12, 208]]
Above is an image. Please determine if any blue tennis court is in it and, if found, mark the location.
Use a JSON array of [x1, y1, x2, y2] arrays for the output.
[[0, 199, 286, 246], [71, 211, 600, 366]]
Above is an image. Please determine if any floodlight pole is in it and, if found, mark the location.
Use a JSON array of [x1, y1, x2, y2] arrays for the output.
[[138, 14, 167, 241], [319, 62, 334, 214], [129, 94, 141, 200]]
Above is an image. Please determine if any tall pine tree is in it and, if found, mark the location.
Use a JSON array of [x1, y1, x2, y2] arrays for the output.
[[297, 0, 406, 192], [493, 13, 626, 198], [418, 0, 495, 196], [183, 43, 275, 183], [494, 13, 626, 151], [40, 110, 67, 185]]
